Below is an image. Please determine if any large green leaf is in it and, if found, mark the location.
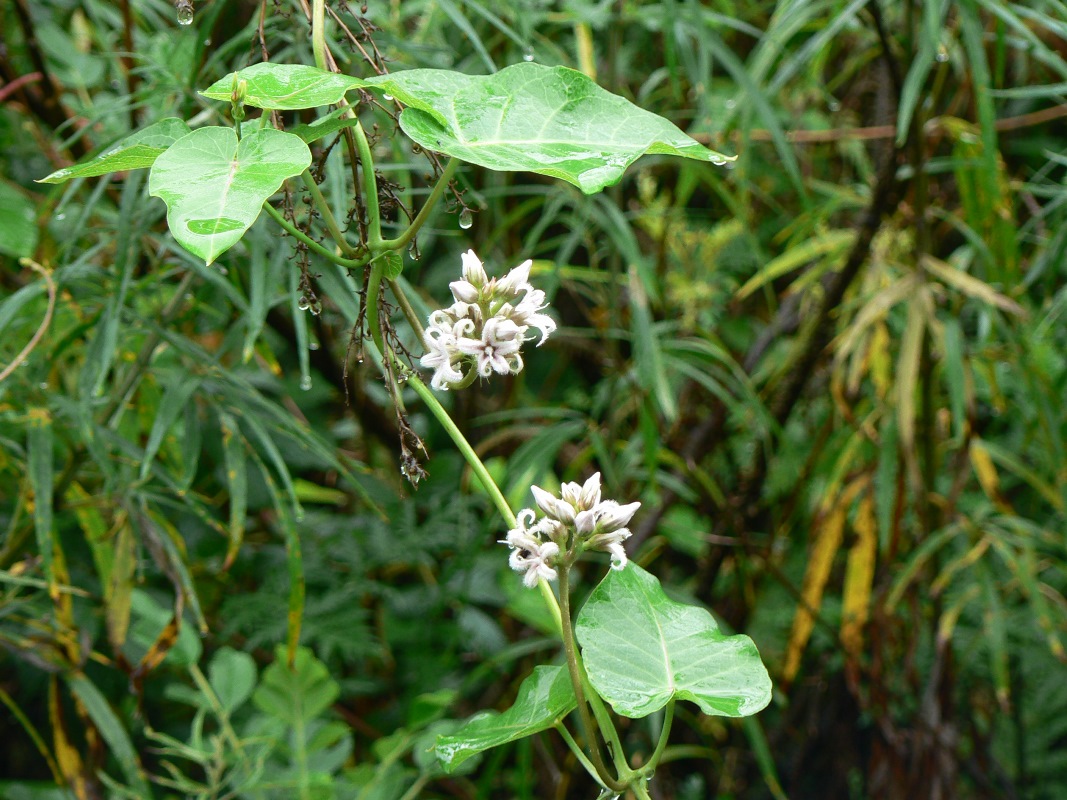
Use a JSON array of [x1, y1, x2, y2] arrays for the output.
[[37, 118, 191, 184], [359, 62, 733, 193], [200, 63, 361, 110], [148, 126, 310, 264], [434, 665, 576, 772], [575, 564, 772, 719]]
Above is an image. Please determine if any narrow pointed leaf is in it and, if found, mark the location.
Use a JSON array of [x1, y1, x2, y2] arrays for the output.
[[575, 564, 771, 719], [435, 665, 577, 772], [38, 118, 191, 183], [200, 63, 361, 110], [148, 126, 311, 264], [359, 63, 733, 193]]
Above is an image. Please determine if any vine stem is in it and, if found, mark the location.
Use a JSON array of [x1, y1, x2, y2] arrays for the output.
[[405, 375, 514, 525], [554, 721, 607, 788], [262, 203, 366, 269], [647, 698, 675, 770], [301, 170, 356, 257], [381, 157, 459, 251], [558, 564, 626, 792], [366, 257, 386, 355]]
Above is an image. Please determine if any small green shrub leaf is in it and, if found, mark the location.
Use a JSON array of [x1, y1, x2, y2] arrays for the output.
[[434, 665, 576, 772], [208, 647, 257, 714], [382, 251, 403, 280], [253, 645, 339, 724], [148, 126, 310, 264], [358, 62, 733, 193], [200, 63, 361, 110], [575, 563, 772, 719], [38, 118, 191, 184]]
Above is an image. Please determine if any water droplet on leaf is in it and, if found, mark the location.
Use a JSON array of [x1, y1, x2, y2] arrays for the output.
[[458, 208, 473, 229]]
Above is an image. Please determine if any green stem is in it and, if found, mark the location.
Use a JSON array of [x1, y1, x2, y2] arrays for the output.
[[351, 121, 383, 247], [388, 277, 426, 345], [647, 698, 675, 771], [558, 564, 625, 792], [406, 375, 515, 527], [311, 0, 327, 72], [381, 157, 460, 251], [262, 203, 366, 269], [403, 375, 565, 634], [555, 722, 607, 788], [301, 170, 356, 256], [366, 257, 386, 355]]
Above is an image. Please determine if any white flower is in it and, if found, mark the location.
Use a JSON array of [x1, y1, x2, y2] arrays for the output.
[[496, 258, 533, 296], [449, 278, 480, 304], [560, 472, 602, 512], [502, 509, 560, 587], [460, 249, 488, 287], [531, 485, 577, 525], [456, 317, 524, 377], [510, 288, 556, 345], [421, 249, 554, 390]]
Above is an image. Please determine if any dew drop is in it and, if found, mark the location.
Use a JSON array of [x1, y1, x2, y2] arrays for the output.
[[828, 100, 841, 112], [299, 375, 312, 391], [709, 155, 727, 166], [175, 1, 194, 25], [309, 341, 320, 351], [309, 299, 322, 316], [725, 98, 737, 110], [297, 295, 311, 311], [458, 208, 473, 230], [523, 50, 535, 62], [408, 241, 420, 260], [55, 213, 66, 221], [935, 47, 949, 63], [383, 93, 394, 101], [217, 266, 228, 275], [39, 382, 49, 390]]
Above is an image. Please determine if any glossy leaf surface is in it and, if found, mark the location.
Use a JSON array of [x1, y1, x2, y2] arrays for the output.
[[435, 665, 576, 771], [200, 63, 361, 110], [575, 563, 772, 718], [360, 62, 733, 193], [148, 126, 310, 264], [38, 118, 191, 184]]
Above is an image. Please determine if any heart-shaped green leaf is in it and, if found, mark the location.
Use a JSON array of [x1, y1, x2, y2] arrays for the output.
[[359, 62, 733, 193], [435, 665, 576, 772], [575, 564, 772, 719], [38, 118, 191, 184], [201, 63, 362, 110], [148, 126, 311, 264]]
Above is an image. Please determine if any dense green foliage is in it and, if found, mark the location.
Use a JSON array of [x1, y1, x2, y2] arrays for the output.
[[2, 0, 1067, 797]]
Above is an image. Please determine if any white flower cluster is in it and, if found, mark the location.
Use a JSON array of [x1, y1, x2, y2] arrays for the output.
[[420, 250, 556, 391], [502, 473, 641, 588]]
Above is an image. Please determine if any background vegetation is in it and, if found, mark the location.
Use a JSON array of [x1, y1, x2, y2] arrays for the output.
[[2, 0, 1066, 797]]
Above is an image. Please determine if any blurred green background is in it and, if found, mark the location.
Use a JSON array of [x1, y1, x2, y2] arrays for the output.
[[2, 1, 1066, 797]]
